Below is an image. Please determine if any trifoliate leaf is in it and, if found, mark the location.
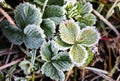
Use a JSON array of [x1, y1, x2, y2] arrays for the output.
[[41, 62, 65, 81], [52, 52, 72, 71], [14, 3, 42, 30], [78, 27, 101, 47], [55, 35, 72, 50], [77, 14, 96, 26], [69, 44, 88, 67], [23, 24, 45, 49], [41, 19, 55, 39], [34, 0, 66, 6], [19, 59, 34, 75], [43, 5, 65, 18], [59, 19, 80, 44], [41, 41, 55, 61], [0, 20, 23, 45]]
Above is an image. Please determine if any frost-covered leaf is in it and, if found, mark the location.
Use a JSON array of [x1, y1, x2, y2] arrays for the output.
[[78, 27, 100, 47], [41, 41, 54, 61], [43, 5, 65, 18], [34, 0, 66, 6], [19, 59, 34, 75], [49, 17, 65, 25], [55, 35, 72, 50], [41, 62, 65, 81], [41, 19, 55, 38], [14, 3, 42, 30], [52, 52, 72, 71], [23, 24, 45, 49], [84, 48, 94, 66], [0, 20, 23, 45], [77, 14, 96, 26], [77, 22, 87, 29], [59, 19, 80, 44], [80, 2, 93, 15], [69, 44, 88, 67], [66, 2, 93, 19]]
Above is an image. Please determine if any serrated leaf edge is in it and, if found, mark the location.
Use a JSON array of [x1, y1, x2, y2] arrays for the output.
[[69, 44, 88, 67], [79, 26, 101, 47]]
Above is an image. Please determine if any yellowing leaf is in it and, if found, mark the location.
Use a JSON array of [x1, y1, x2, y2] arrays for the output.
[[78, 27, 101, 47], [69, 44, 88, 67], [59, 19, 80, 44]]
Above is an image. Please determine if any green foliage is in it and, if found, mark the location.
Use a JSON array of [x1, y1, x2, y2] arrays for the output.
[[77, 14, 96, 26], [70, 44, 88, 66], [0, 3, 45, 49], [14, 2, 42, 30], [59, 19, 80, 44], [55, 35, 72, 50], [0, 1, 101, 81], [34, 0, 67, 6], [41, 41, 72, 81], [66, 1, 96, 26], [0, 20, 23, 45], [23, 25, 45, 49], [43, 5, 65, 25], [57, 19, 100, 67], [41, 19, 55, 39], [0, 71, 3, 81], [78, 27, 100, 46]]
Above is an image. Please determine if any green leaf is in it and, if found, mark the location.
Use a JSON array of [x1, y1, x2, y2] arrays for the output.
[[55, 35, 72, 50], [52, 52, 72, 71], [66, 2, 93, 18], [41, 62, 65, 81], [69, 44, 88, 67], [34, 0, 66, 6], [41, 41, 57, 61], [41, 19, 55, 39], [80, 2, 93, 15], [78, 27, 100, 47], [23, 24, 45, 49], [77, 14, 96, 26], [85, 48, 94, 66], [0, 71, 3, 80], [14, 3, 42, 30], [43, 5, 65, 18], [49, 17, 65, 25], [59, 19, 80, 44], [0, 20, 23, 45], [77, 22, 87, 29]]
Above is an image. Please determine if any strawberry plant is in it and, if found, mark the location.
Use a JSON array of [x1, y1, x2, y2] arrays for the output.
[[0, 0, 101, 81]]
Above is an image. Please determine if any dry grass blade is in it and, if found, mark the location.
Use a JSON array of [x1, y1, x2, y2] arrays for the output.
[[0, 7, 15, 26], [93, 9, 120, 37], [0, 57, 24, 70]]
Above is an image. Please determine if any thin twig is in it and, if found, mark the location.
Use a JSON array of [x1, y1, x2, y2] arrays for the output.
[[5, 44, 14, 64], [87, 69, 115, 81], [65, 68, 73, 81], [0, 7, 15, 25], [0, 57, 24, 70], [93, 9, 120, 37], [0, 49, 20, 55]]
